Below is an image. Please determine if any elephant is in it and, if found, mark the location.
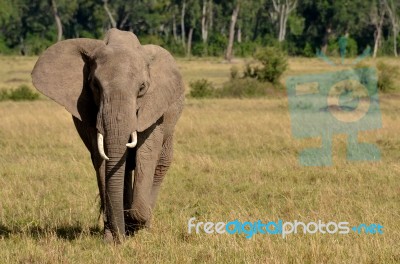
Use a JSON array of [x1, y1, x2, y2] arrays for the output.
[[31, 28, 185, 243]]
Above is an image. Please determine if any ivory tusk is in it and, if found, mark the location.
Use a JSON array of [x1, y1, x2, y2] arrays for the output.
[[126, 131, 137, 148], [97, 133, 109, 161]]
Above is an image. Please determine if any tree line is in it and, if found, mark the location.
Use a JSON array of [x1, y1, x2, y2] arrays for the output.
[[0, 0, 399, 59]]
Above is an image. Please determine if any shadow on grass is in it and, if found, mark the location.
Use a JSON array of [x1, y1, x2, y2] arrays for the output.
[[0, 222, 102, 241], [0, 223, 11, 238]]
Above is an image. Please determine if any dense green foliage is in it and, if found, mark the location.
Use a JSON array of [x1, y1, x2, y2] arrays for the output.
[[189, 79, 215, 98], [244, 47, 288, 84], [219, 78, 274, 98], [0, 0, 399, 57], [190, 77, 274, 98], [0, 85, 40, 101], [191, 46, 287, 98]]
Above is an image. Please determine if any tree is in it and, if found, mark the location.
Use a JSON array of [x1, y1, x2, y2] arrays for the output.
[[225, 1, 240, 62], [172, 4, 178, 41], [103, 0, 116, 28], [201, 0, 210, 43], [384, 0, 399, 56], [50, 0, 63, 41], [185, 0, 200, 57], [299, 0, 370, 54], [272, 0, 298, 42], [181, 0, 186, 48], [0, 0, 397, 58], [371, 0, 386, 58]]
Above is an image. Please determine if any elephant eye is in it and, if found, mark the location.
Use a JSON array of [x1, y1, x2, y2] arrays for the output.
[[138, 82, 148, 96]]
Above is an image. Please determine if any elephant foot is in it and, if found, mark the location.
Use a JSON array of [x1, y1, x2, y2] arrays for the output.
[[125, 214, 149, 236], [103, 228, 114, 244], [103, 222, 120, 244]]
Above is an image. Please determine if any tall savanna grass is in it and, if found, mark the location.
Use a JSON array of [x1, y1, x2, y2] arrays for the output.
[[0, 56, 399, 263]]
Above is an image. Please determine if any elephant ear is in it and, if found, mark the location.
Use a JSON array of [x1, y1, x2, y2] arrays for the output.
[[137, 45, 185, 132], [32, 38, 105, 125]]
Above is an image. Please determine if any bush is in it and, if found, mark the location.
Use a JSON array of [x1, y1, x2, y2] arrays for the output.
[[303, 43, 315, 57], [376, 61, 398, 92], [139, 35, 165, 46], [164, 40, 186, 57], [217, 78, 274, 98], [234, 41, 259, 57], [243, 62, 259, 79], [189, 79, 215, 98], [327, 36, 358, 57], [230, 66, 239, 79], [192, 42, 207, 57], [24, 34, 53, 55], [0, 37, 12, 55], [346, 37, 358, 57], [10, 85, 40, 100], [245, 46, 288, 84], [189, 77, 276, 99], [207, 33, 227, 56], [0, 85, 40, 102], [378, 37, 395, 56], [327, 37, 339, 57], [0, 89, 9, 101]]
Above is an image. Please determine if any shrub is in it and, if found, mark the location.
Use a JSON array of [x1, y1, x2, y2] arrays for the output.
[[327, 37, 339, 57], [0, 89, 9, 101], [164, 40, 186, 57], [24, 34, 53, 55], [189, 77, 276, 99], [0, 37, 12, 55], [192, 42, 207, 57], [0, 85, 40, 101], [328, 36, 358, 57], [346, 37, 358, 57], [243, 62, 259, 79], [234, 41, 259, 57], [139, 35, 164, 46], [378, 37, 395, 56], [303, 43, 315, 57], [247, 46, 288, 84], [230, 66, 239, 79], [376, 61, 398, 92], [283, 40, 302, 56], [10, 85, 40, 101], [189, 79, 215, 98], [207, 33, 227, 56], [217, 78, 274, 98]]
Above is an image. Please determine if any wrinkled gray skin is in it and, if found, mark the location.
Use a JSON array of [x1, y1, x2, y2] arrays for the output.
[[31, 29, 184, 243]]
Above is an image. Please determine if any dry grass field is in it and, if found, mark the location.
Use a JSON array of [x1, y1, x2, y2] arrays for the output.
[[0, 55, 399, 263]]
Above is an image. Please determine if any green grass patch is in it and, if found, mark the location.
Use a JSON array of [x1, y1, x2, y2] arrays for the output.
[[0, 84, 39, 101]]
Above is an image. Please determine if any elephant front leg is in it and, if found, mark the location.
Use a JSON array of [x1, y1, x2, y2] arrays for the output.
[[89, 135, 112, 242], [72, 117, 112, 242], [124, 148, 135, 235], [149, 136, 174, 211], [93, 159, 113, 243], [128, 124, 163, 231]]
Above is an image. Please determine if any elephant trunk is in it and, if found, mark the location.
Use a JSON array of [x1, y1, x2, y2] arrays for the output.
[[98, 98, 137, 242]]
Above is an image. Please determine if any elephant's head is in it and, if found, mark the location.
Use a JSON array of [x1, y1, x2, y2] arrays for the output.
[[31, 29, 183, 240]]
